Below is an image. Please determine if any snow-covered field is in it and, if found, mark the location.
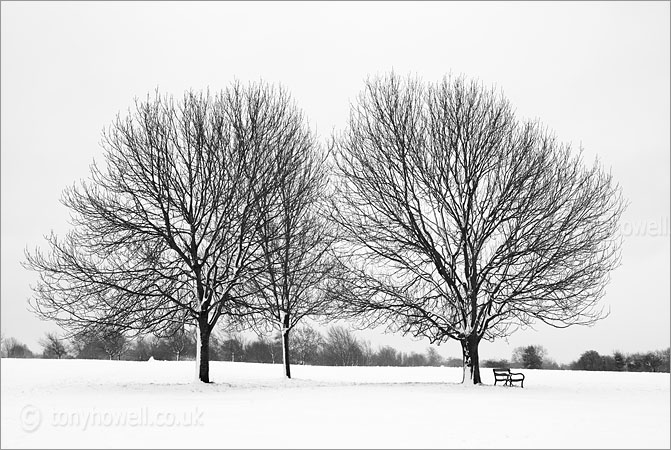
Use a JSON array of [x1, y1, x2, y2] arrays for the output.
[[1, 359, 669, 449]]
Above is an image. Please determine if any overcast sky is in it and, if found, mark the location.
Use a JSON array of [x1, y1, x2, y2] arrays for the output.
[[1, 1, 669, 364]]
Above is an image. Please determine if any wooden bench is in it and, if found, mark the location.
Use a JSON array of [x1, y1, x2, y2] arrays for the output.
[[493, 368, 525, 388]]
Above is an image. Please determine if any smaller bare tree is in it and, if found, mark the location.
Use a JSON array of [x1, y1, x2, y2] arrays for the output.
[[292, 324, 324, 365], [225, 334, 247, 362], [374, 346, 399, 366], [322, 326, 362, 366], [250, 136, 341, 378], [165, 326, 193, 362], [39, 332, 68, 359], [426, 347, 444, 366], [78, 325, 128, 360], [257, 334, 282, 364]]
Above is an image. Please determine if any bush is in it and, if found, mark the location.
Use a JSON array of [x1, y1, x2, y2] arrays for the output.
[[512, 345, 546, 369], [572, 350, 604, 371], [481, 359, 510, 368]]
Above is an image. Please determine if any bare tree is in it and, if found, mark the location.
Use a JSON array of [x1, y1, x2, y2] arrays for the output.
[[248, 132, 341, 378], [99, 327, 129, 360], [165, 325, 194, 362], [291, 324, 324, 365], [374, 346, 399, 366], [244, 335, 281, 364], [215, 331, 246, 362], [332, 73, 625, 383], [322, 326, 362, 366], [39, 332, 68, 359], [2, 337, 34, 358], [25, 83, 310, 382], [72, 324, 129, 360], [426, 347, 444, 366], [127, 336, 157, 361], [259, 333, 283, 364], [359, 340, 375, 366]]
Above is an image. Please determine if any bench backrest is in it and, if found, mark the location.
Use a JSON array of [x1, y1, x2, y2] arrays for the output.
[[493, 368, 511, 379]]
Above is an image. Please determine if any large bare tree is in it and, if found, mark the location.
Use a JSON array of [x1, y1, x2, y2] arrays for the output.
[[332, 74, 625, 383], [25, 83, 313, 382]]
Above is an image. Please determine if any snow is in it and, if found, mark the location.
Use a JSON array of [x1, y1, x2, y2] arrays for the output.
[[1, 359, 669, 448]]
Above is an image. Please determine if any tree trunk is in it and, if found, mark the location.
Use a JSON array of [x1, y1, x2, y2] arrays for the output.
[[460, 335, 482, 384], [196, 315, 211, 383], [281, 313, 291, 379]]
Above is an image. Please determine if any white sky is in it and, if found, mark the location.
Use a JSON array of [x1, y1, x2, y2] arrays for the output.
[[1, 1, 669, 364]]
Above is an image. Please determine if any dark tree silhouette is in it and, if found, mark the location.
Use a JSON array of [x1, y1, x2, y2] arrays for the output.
[[332, 73, 625, 384], [573, 350, 604, 371], [512, 345, 546, 369], [374, 346, 399, 366], [613, 351, 626, 371], [39, 332, 68, 359], [291, 324, 324, 365], [25, 83, 312, 382]]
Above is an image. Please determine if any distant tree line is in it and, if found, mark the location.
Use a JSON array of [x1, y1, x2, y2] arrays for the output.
[[569, 349, 671, 373], [480, 344, 671, 373], [2, 331, 669, 373], [0, 326, 448, 367], [0, 335, 35, 359], [481, 345, 559, 370]]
